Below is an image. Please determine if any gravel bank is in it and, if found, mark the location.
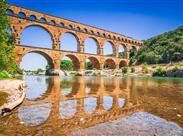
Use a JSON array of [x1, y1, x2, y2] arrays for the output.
[[72, 112, 183, 136], [0, 80, 26, 115]]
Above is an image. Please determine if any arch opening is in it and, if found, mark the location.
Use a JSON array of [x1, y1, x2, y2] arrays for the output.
[[104, 59, 116, 69], [129, 46, 138, 65], [50, 20, 56, 26], [84, 38, 99, 54], [59, 23, 64, 27], [85, 57, 100, 70], [20, 25, 53, 49], [60, 55, 80, 71], [60, 32, 79, 52], [6, 9, 14, 16], [20, 52, 54, 75], [104, 41, 114, 56], [29, 15, 37, 21], [119, 60, 127, 68], [40, 17, 47, 23], [119, 45, 126, 58], [18, 12, 26, 19]]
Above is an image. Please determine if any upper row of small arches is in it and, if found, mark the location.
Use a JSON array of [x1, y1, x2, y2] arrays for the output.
[[6, 9, 143, 46]]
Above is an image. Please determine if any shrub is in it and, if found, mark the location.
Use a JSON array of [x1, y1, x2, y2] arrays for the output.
[[70, 71, 82, 76], [141, 62, 149, 73], [166, 67, 183, 77], [0, 71, 10, 79], [152, 67, 166, 77], [131, 67, 135, 73], [122, 67, 128, 74]]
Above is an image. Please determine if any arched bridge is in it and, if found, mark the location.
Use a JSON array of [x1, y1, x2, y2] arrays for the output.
[[7, 4, 143, 71]]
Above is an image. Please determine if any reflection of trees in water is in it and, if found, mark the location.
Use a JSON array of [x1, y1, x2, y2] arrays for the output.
[[61, 81, 73, 89], [36, 77, 43, 83], [60, 77, 81, 96]]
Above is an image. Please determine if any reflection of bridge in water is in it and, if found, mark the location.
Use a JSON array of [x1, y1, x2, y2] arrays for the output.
[[1, 76, 143, 135]]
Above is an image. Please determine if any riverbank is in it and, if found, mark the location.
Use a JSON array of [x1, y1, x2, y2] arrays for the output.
[[0, 92, 8, 107], [61, 62, 183, 78], [0, 80, 26, 116], [72, 112, 183, 136]]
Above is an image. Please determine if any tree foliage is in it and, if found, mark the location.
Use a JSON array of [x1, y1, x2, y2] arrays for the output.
[[85, 61, 93, 70], [0, 0, 20, 73], [136, 26, 183, 64], [60, 60, 73, 70]]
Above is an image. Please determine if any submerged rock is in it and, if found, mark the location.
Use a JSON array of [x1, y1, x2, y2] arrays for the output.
[[72, 112, 183, 136]]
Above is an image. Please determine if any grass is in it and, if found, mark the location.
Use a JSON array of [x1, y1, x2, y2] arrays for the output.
[[0, 91, 8, 107]]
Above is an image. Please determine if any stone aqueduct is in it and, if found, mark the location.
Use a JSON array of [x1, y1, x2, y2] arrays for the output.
[[7, 4, 143, 71]]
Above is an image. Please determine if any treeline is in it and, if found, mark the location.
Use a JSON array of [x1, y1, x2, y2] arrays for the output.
[[136, 26, 183, 64], [0, 0, 21, 78]]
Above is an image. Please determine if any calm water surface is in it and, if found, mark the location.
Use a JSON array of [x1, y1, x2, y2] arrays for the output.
[[0, 76, 183, 135]]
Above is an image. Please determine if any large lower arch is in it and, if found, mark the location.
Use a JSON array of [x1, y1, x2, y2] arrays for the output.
[[119, 60, 128, 68], [104, 59, 116, 69], [20, 25, 54, 49], [60, 32, 80, 52], [61, 54, 80, 71], [19, 50, 54, 70], [87, 56, 101, 70]]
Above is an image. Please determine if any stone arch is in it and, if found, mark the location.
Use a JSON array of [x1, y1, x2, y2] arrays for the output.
[[61, 54, 80, 70], [104, 58, 116, 69], [103, 41, 116, 56], [20, 24, 54, 48], [40, 17, 47, 23], [130, 45, 138, 58], [29, 15, 37, 21], [59, 22, 65, 27], [118, 44, 127, 58], [119, 60, 128, 68], [68, 25, 73, 30], [19, 50, 54, 69], [75, 27, 81, 31], [87, 56, 101, 69], [84, 37, 99, 54], [60, 31, 80, 52], [18, 12, 26, 19], [6, 9, 14, 16], [131, 45, 138, 52], [50, 20, 56, 26]]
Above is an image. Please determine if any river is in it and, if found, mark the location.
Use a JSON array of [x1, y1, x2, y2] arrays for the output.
[[0, 76, 183, 136]]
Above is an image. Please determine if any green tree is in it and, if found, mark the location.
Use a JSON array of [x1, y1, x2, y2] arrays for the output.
[[122, 67, 128, 75], [35, 68, 44, 74], [85, 61, 93, 70], [0, 0, 20, 73], [60, 60, 73, 70], [131, 67, 135, 73], [118, 52, 125, 58], [136, 26, 183, 64], [141, 62, 149, 73]]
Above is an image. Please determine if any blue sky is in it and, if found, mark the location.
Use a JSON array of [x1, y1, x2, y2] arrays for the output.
[[7, 0, 183, 70]]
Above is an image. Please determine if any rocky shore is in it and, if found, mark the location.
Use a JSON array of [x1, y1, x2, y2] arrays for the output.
[[0, 80, 26, 115], [72, 112, 183, 136]]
